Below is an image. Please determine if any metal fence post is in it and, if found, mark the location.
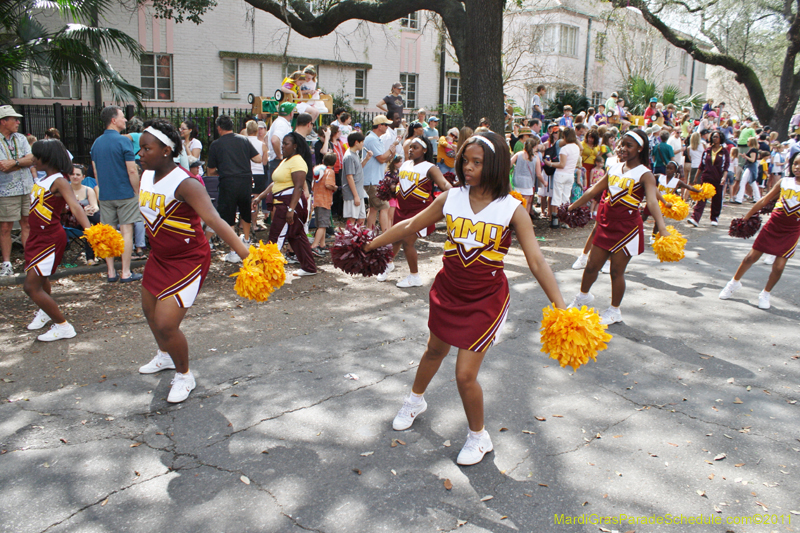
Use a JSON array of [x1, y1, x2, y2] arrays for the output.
[[212, 106, 219, 140], [76, 105, 86, 161], [125, 104, 134, 120], [53, 103, 63, 133]]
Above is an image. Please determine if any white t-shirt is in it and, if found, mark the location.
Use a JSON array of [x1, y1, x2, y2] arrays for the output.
[[555, 142, 580, 176], [728, 156, 738, 173], [531, 94, 541, 113], [689, 147, 704, 169], [248, 136, 265, 175], [771, 152, 785, 174], [667, 136, 683, 166], [267, 117, 292, 161], [381, 127, 403, 162]]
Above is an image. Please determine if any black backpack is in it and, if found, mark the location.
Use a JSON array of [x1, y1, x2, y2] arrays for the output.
[[543, 143, 559, 177]]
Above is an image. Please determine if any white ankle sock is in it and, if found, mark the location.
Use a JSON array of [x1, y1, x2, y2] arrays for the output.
[[409, 392, 423, 403], [158, 349, 169, 357], [468, 427, 485, 438], [56, 321, 71, 329]]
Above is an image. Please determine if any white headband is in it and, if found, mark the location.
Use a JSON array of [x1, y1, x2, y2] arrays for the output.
[[412, 137, 427, 149], [144, 126, 176, 149], [472, 135, 496, 153], [625, 130, 644, 146]]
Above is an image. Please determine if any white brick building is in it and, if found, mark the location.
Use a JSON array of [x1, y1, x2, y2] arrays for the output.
[[10, 3, 457, 114]]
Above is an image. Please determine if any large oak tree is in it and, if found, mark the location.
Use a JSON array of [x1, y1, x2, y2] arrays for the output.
[[612, 0, 800, 139], [241, 0, 506, 129]]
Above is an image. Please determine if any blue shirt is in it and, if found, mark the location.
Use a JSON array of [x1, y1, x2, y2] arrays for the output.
[[82, 177, 97, 189], [362, 131, 385, 186], [129, 132, 142, 160], [90, 129, 135, 201]]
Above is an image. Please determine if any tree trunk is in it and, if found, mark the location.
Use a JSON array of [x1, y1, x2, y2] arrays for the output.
[[443, 0, 505, 131]]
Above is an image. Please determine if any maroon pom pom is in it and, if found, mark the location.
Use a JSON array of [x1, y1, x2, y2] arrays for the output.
[[331, 223, 394, 277], [728, 215, 762, 239], [443, 171, 459, 186], [556, 203, 591, 228], [759, 199, 777, 215], [376, 174, 398, 202]]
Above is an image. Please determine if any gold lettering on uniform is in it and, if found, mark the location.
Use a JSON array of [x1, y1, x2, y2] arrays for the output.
[[399, 170, 420, 186], [608, 174, 635, 193], [446, 214, 505, 249], [139, 190, 167, 216], [781, 188, 800, 202]]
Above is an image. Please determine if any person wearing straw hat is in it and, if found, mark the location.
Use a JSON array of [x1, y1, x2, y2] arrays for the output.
[[0, 105, 34, 277]]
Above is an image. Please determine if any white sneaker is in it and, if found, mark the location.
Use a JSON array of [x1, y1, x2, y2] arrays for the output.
[[293, 268, 318, 277], [571, 254, 588, 270], [568, 292, 594, 309], [758, 290, 771, 310], [763, 254, 776, 265], [37, 322, 76, 342], [599, 306, 623, 325], [718, 279, 742, 300], [393, 396, 428, 430], [601, 260, 611, 274], [396, 274, 423, 288], [167, 371, 196, 403], [27, 309, 51, 330], [0, 262, 13, 277], [648, 235, 656, 245], [139, 351, 176, 374], [224, 250, 241, 263], [456, 430, 494, 466], [687, 218, 699, 227], [377, 262, 395, 282], [711, 220, 719, 226]]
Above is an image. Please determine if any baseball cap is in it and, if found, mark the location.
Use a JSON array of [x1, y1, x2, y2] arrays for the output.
[[257, 121, 267, 128], [0, 105, 23, 120], [428, 116, 439, 122], [372, 115, 392, 126], [354, 123, 361, 128], [650, 97, 658, 103], [278, 102, 296, 116]]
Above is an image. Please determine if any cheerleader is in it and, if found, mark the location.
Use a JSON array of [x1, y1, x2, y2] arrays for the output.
[[365, 132, 566, 465], [135, 120, 250, 403], [24, 140, 92, 341], [377, 136, 452, 286], [719, 152, 800, 309], [642, 161, 698, 243], [566, 129, 669, 325]]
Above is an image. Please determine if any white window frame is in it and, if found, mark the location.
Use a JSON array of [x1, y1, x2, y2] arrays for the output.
[[13, 70, 81, 99], [591, 91, 604, 108], [680, 51, 689, 76], [399, 73, 417, 110], [141, 53, 173, 101], [222, 58, 238, 93], [447, 77, 461, 106], [354, 69, 367, 99], [664, 46, 671, 65], [558, 25, 579, 58], [696, 61, 706, 80], [400, 11, 419, 30]]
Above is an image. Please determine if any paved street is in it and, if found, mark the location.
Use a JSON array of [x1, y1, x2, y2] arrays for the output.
[[1, 209, 799, 533]]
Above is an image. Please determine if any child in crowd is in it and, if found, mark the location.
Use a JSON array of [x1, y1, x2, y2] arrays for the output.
[[770, 142, 785, 190], [385, 155, 403, 229], [342, 132, 368, 226], [589, 155, 606, 217], [726, 147, 739, 201], [24, 139, 93, 341], [310, 153, 338, 256], [365, 131, 566, 466]]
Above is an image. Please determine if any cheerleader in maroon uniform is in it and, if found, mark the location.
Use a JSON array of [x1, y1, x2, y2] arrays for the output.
[[366, 132, 566, 466], [135, 120, 250, 403], [719, 152, 800, 310], [566, 129, 669, 325], [377, 136, 451, 287], [24, 140, 92, 341]]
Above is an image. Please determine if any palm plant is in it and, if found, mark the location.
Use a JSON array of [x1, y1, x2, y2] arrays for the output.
[[0, 0, 143, 105], [544, 90, 590, 119], [620, 75, 705, 115]]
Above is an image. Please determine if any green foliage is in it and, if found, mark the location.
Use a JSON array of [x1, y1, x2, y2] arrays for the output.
[[0, 0, 144, 105], [620, 75, 705, 115], [545, 90, 589, 118], [147, 0, 216, 24]]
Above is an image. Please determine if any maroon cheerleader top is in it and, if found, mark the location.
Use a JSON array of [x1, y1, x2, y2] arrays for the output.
[[139, 167, 210, 308], [25, 173, 67, 277], [429, 186, 521, 352], [394, 159, 436, 237], [593, 162, 647, 256], [753, 177, 800, 259]]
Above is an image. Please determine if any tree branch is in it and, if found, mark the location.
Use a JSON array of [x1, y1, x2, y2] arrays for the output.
[[242, 0, 464, 38]]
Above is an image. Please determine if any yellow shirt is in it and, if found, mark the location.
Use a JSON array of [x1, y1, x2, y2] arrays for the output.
[[272, 155, 307, 200], [581, 141, 600, 165], [437, 136, 456, 168]]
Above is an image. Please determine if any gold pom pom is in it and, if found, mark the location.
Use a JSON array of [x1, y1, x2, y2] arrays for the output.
[[689, 183, 716, 202], [652, 225, 687, 262], [540, 304, 612, 371], [659, 193, 689, 220], [509, 190, 527, 208], [230, 241, 287, 302], [82, 223, 125, 258]]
